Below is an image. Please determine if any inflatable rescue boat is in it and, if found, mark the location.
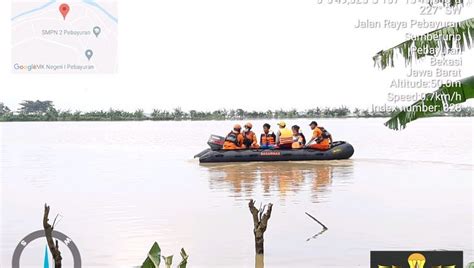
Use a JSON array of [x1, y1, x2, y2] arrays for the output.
[[195, 135, 354, 163]]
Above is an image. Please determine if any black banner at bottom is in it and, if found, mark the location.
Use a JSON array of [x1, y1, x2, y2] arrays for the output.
[[370, 251, 463, 268]]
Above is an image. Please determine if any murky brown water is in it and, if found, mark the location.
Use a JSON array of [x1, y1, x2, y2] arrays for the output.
[[1, 118, 472, 267]]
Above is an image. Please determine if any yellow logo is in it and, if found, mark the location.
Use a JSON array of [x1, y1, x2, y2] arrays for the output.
[[408, 253, 426, 268], [377, 253, 456, 268]]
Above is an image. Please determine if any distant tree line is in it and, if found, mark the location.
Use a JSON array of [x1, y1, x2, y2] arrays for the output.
[[0, 100, 472, 122]]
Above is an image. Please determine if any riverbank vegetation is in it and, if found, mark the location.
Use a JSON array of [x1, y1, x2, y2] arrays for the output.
[[1, 100, 472, 122]]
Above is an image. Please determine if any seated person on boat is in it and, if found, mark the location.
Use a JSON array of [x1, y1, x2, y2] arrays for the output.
[[291, 125, 306, 149], [242, 122, 260, 149], [276, 121, 293, 149], [223, 124, 246, 150], [306, 121, 332, 150], [260, 123, 276, 149]]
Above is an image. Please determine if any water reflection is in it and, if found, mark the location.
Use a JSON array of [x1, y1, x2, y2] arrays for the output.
[[203, 161, 354, 202]]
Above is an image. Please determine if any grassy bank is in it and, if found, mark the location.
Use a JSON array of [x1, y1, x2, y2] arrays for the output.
[[0, 101, 472, 122]]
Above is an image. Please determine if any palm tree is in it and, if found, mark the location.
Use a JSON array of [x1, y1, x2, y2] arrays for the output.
[[373, 15, 474, 130]]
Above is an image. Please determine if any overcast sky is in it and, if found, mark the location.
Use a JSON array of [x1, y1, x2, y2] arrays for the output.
[[1, 0, 473, 111]]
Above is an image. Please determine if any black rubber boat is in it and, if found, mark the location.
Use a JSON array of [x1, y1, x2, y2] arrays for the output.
[[195, 135, 354, 163]]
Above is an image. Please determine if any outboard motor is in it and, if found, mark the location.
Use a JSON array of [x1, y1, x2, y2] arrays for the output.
[[208, 135, 225, 151]]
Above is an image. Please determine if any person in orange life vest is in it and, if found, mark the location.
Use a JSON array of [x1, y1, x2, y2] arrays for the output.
[[223, 124, 246, 150], [291, 125, 306, 149], [260, 123, 276, 149], [242, 122, 260, 149], [276, 121, 293, 149], [307, 121, 331, 150]]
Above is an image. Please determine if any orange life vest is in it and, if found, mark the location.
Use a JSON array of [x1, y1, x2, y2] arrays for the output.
[[314, 127, 331, 145], [225, 131, 242, 146], [292, 133, 306, 145], [260, 132, 276, 145], [242, 130, 256, 147]]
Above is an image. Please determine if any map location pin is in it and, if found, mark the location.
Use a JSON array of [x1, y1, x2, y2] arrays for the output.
[[93, 26, 101, 37], [59, 4, 70, 20], [85, 49, 93, 61]]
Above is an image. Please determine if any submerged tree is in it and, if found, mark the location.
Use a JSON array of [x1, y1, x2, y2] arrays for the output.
[[43, 204, 62, 268], [248, 199, 273, 255]]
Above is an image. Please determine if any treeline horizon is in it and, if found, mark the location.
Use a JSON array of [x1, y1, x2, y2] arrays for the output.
[[0, 100, 473, 122]]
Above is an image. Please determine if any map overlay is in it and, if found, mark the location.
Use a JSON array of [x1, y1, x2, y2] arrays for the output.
[[12, 0, 118, 73]]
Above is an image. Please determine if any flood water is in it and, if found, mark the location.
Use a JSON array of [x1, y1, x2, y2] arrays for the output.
[[1, 118, 473, 267]]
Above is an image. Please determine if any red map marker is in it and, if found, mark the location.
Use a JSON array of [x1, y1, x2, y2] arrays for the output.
[[59, 4, 70, 20]]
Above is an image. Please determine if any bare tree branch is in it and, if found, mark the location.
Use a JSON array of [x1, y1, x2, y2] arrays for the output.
[[249, 200, 259, 229], [305, 212, 329, 241], [305, 212, 328, 230], [306, 228, 328, 241], [43, 204, 62, 268], [248, 199, 273, 255]]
